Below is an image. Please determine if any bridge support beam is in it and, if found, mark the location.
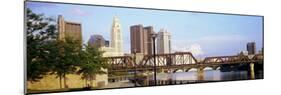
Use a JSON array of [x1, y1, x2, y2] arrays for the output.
[[250, 63, 255, 79]]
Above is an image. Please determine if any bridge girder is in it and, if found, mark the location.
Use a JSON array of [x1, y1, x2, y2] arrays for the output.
[[105, 52, 263, 72], [139, 52, 198, 66]]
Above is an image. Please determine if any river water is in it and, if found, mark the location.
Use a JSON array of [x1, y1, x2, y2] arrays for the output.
[[105, 69, 263, 88], [155, 70, 263, 82]]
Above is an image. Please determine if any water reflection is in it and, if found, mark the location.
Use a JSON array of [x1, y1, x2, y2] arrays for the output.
[[155, 70, 263, 82], [105, 69, 263, 88]]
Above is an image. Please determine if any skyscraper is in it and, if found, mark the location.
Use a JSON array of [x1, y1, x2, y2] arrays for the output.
[[144, 26, 154, 55], [111, 16, 123, 54], [101, 16, 124, 57], [130, 25, 154, 55], [157, 29, 171, 54], [58, 15, 82, 45], [247, 42, 256, 55], [130, 24, 144, 54]]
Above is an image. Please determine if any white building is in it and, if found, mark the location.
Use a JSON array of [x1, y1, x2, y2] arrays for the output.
[[111, 16, 123, 54], [157, 29, 171, 54], [101, 16, 124, 57], [95, 17, 124, 87]]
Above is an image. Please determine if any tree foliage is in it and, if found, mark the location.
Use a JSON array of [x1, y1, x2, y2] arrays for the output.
[[26, 8, 57, 82], [26, 8, 108, 88], [51, 38, 81, 88], [77, 45, 107, 87]]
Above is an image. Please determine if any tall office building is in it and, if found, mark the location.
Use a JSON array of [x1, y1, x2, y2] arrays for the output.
[[247, 42, 256, 55], [111, 16, 123, 54], [157, 29, 171, 54], [130, 25, 144, 54], [88, 34, 107, 48], [144, 26, 154, 55], [101, 16, 124, 57], [58, 15, 82, 45], [130, 25, 154, 55]]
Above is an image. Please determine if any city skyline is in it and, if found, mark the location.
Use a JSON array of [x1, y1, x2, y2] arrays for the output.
[[26, 2, 263, 57]]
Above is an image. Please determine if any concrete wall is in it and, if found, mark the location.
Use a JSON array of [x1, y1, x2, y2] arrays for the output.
[[27, 73, 108, 91]]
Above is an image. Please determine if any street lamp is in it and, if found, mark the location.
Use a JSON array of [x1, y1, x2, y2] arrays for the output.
[[151, 33, 157, 86]]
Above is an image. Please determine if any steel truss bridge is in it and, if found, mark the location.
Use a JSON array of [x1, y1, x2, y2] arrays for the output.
[[104, 52, 263, 73]]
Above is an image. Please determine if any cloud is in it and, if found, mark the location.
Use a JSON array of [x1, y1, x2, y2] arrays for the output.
[[172, 43, 204, 56], [188, 44, 204, 55], [71, 8, 88, 16], [171, 34, 247, 57]]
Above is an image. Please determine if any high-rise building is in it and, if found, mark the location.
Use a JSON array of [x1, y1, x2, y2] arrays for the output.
[[247, 42, 256, 55], [88, 34, 107, 48], [101, 16, 124, 57], [144, 26, 154, 55], [157, 29, 171, 54], [111, 16, 123, 54], [130, 24, 144, 54], [130, 25, 154, 55], [58, 15, 82, 45]]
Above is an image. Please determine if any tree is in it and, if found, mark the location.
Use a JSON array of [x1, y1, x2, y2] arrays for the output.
[[26, 8, 81, 88], [51, 38, 81, 88], [26, 8, 57, 82], [26, 8, 108, 89], [77, 45, 107, 88]]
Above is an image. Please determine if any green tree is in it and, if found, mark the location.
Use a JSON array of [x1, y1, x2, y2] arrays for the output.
[[26, 8, 57, 82], [77, 45, 107, 87], [51, 38, 81, 88], [26, 8, 108, 89]]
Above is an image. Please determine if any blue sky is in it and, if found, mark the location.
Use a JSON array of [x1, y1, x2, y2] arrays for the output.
[[26, 2, 263, 57]]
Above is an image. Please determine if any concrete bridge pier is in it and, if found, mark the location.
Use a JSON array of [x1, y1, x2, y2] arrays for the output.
[[197, 67, 204, 81], [250, 63, 255, 79], [134, 72, 150, 86], [142, 75, 149, 86]]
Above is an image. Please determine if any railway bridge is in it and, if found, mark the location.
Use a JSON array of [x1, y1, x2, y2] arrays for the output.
[[105, 52, 263, 83]]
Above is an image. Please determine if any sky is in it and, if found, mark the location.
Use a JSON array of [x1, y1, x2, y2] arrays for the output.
[[26, 2, 263, 58]]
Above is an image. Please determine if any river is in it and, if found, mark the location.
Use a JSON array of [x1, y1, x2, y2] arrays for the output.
[[155, 70, 263, 81]]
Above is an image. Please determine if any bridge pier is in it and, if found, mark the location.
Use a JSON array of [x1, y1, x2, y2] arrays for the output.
[[197, 67, 204, 81], [141, 72, 150, 86], [250, 63, 255, 79], [141, 75, 149, 86]]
